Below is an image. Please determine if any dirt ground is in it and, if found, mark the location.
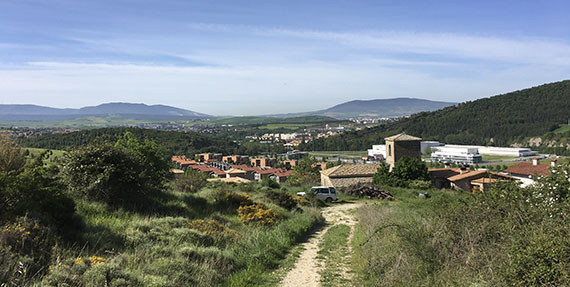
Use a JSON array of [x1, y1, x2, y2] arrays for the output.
[[279, 202, 363, 287]]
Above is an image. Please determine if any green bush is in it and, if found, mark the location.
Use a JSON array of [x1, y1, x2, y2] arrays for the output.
[[0, 135, 25, 173], [408, 180, 432, 190], [62, 133, 169, 204], [262, 177, 280, 189], [173, 169, 209, 193], [265, 190, 298, 210]]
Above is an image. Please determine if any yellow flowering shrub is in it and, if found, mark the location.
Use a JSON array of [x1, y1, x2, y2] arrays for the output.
[[238, 203, 279, 226], [88, 256, 105, 266], [3, 223, 31, 236], [187, 219, 238, 239], [293, 196, 309, 205], [212, 189, 253, 208]]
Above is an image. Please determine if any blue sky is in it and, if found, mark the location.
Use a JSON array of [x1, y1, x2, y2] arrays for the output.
[[1, 0, 569, 115]]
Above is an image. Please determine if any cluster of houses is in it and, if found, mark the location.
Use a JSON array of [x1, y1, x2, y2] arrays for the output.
[[171, 133, 559, 193], [171, 151, 328, 184], [171, 154, 292, 183]]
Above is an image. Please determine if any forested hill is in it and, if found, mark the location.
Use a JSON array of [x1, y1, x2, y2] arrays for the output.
[[300, 80, 570, 150], [20, 128, 240, 156]]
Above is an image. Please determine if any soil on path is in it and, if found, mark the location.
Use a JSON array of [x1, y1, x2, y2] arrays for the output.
[[279, 202, 363, 287]]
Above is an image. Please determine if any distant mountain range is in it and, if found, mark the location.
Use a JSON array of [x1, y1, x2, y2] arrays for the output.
[[272, 98, 457, 118], [0, 103, 211, 121], [0, 98, 457, 122]]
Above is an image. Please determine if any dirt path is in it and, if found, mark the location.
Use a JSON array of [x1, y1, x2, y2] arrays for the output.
[[279, 203, 363, 287]]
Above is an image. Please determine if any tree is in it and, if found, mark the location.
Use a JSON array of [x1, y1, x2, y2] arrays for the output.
[[62, 133, 169, 204], [391, 156, 430, 182], [0, 135, 25, 173], [288, 157, 320, 186], [373, 156, 429, 187]]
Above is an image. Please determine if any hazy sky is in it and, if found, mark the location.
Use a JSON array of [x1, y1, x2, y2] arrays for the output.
[[1, 0, 569, 115]]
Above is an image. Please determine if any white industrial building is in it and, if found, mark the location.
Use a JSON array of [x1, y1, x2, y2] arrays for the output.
[[431, 146, 483, 164], [367, 144, 386, 159], [369, 141, 441, 158], [443, 145, 537, 157], [421, 141, 443, 154]]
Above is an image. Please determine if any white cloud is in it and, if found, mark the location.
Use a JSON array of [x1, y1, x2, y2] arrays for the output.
[[1, 24, 570, 115]]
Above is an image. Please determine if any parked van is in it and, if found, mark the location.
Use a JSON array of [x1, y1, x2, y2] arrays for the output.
[[297, 186, 338, 202]]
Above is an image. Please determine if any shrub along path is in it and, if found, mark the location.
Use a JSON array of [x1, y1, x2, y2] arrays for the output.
[[279, 202, 363, 287]]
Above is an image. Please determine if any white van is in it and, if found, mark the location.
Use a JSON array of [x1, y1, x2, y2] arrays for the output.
[[297, 186, 338, 202]]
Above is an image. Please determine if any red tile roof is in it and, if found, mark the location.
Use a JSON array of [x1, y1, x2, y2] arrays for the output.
[[257, 168, 283, 175], [447, 170, 487, 182], [428, 168, 461, 179], [504, 162, 550, 177]]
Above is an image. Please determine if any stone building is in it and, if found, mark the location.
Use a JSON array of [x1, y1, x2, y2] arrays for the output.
[[385, 133, 422, 170]]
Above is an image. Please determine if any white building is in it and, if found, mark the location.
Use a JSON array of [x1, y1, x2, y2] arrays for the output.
[[443, 145, 537, 157], [420, 141, 443, 154], [369, 141, 442, 158], [431, 146, 483, 164], [367, 144, 386, 159]]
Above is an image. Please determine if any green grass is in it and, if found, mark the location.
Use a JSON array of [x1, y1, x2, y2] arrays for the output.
[[258, 123, 313, 130], [309, 151, 367, 157], [0, 116, 150, 129], [5, 179, 324, 287], [553, 124, 570, 134], [318, 224, 352, 287], [481, 154, 519, 162]]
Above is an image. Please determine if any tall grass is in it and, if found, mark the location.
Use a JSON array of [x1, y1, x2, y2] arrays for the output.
[[1, 181, 325, 287], [227, 207, 323, 286], [352, 181, 570, 286]]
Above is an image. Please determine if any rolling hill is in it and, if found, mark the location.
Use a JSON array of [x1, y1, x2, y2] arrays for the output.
[[0, 102, 211, 121], [272, 98, 456, 119], [300, 80, 570, 151]]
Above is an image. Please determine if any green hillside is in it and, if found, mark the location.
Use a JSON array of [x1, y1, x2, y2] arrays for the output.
[[300, 80, 570, 151], [194, 115, 342, 126], [19, 127, 240, 156]]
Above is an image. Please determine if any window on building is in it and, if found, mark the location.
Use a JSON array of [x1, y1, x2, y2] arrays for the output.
[[388, 145, 391, 156]]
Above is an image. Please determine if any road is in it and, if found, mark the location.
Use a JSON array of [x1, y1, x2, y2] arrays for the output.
[[279, 202, 363, 287]]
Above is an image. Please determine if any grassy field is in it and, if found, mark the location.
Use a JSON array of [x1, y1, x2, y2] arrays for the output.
[[309, 151, 367, 157], [0, 116, 149, 129], [192, 116, 342, 127], [480, 154, 519, 162], [553, 124, 570, 134], [258, 123, 316, 130], [2, 175, 324, 286], [350, 174, 570, 286]]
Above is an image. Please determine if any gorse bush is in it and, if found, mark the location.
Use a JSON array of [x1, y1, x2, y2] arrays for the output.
[[211, 189, 253, 209], [187, 219, 238, 241], [238, 203, 279, 226]]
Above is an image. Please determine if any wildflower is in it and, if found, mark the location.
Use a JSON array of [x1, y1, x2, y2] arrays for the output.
[[89, 256, 105, 266]]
